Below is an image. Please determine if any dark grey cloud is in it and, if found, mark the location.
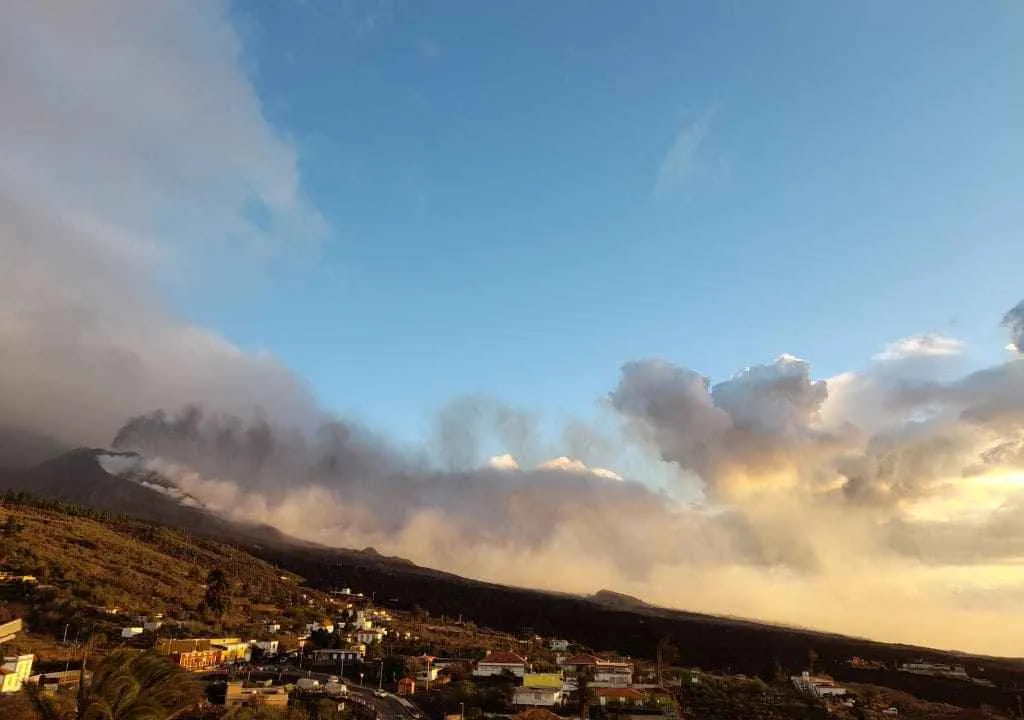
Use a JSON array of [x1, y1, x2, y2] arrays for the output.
[[1003, 299, 1024, 354]]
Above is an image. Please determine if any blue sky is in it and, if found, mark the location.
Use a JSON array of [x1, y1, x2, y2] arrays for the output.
[[183, 0, 1022, 442]]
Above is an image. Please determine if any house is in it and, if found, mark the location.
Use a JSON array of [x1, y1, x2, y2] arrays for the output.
[[883, 707, 899, 716], [514, 674, 565, 708], [397, 676, 416, 695], [356, 630, 384, 645], [418, 666, 441, 682], [306, 620, 335, 634], [310, 648, 363, 666], [514, 686, 563, 708], [225, 681, 289, 710], [211, 638, 251, 664], [157, 639, 223, 672], [143, 620, 163, 632], [595, 688, 646, 707], [0, 654, 34, 693], [791, 671, 846, 698], [560, 654, 634, 688], [264, 622, 281, 634], [121, 626, 145, 639], [251, 640, 280, 656], [474, 651, 528, 678]]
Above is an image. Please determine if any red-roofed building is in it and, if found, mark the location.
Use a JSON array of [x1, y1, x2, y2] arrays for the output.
[[595, 688, 646, 706], [474, 651, 528, 678]]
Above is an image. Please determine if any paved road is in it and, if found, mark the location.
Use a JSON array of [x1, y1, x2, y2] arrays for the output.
[[219, 664, 424, 720]]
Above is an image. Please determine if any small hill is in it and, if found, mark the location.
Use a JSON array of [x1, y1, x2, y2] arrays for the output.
[[591, 589, 649, 609]]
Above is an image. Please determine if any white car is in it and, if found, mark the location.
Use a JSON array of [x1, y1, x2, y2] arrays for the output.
[[374, 689, 388, 697]]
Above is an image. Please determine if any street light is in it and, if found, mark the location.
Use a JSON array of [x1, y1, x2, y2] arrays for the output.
[[460, 702, 465, 720], [360, 672, 364, 686]]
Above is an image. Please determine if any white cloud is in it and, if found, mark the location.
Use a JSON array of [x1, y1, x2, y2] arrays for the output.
[[0, 0, 326, 444], [654, 106, 716, 197], [874, 335, 965, 362], [488, 453, 520, 470]]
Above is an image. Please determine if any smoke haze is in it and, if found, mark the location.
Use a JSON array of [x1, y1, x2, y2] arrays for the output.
[[3, 0, 1024, 658]]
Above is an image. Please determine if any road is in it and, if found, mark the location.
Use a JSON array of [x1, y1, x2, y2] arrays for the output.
[[212, 664, 425, 720]]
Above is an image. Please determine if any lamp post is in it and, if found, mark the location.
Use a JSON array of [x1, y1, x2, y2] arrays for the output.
[[460, 702, 465, 720], [360, 672, 364, 686]]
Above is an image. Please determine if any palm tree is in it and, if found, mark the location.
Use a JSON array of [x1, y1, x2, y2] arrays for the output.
[[26, 649, 200, 720]]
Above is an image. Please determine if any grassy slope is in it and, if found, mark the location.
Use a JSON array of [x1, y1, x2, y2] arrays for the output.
[[0, 495, 326, 647]]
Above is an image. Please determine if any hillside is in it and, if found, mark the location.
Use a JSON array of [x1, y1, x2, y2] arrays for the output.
[[0, 494, 329, 647], [0, 449, 316, 552]]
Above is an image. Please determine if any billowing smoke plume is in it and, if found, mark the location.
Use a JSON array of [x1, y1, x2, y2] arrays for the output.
[[610, 355, 836, 500], [1003, 300, 1024, 354], [4, 0, 1024, 657]]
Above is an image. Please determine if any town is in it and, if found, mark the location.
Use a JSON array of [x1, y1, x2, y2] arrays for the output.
[[2, 496, 1023, 720]]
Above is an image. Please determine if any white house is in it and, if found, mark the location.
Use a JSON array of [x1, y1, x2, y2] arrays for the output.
[[513, 686, 563, 707], [143, 621, 163, 632], [792, 672, 846, 698], [306, 621, 335, 634], [549, 639, 570, 652], [121, 627, 144, 639], [474, 651, 528, 678], [355, 630, 384, 645]]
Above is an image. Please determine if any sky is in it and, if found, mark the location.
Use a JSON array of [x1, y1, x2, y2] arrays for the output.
[[191, 0, 1023, 442], [3, 0, 1024, 656]]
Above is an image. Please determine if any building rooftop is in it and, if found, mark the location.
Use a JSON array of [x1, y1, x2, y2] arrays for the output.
[[481, 651, 527, 665]]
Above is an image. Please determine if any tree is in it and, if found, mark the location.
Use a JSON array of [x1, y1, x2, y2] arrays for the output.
[[656, 636, 680, 685], [574, 668, 595, 720], [204, 567, 232, 617], [758, 657, 786, 685], [807, 649, 819, 675], [26, 649, 200, 720]]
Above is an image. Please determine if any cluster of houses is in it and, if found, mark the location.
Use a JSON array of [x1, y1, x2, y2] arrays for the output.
[[463, 649, 662, 710]]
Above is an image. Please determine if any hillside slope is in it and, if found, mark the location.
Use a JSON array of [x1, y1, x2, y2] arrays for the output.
[[0, 495, 319, 638]]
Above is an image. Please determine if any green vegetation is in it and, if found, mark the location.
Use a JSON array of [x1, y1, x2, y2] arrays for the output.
[[0, 494, 320, 643], [23, 650, 200, 720]]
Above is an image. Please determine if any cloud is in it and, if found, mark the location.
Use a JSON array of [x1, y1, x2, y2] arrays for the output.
[[654, 107, 716, 197], [488, 453, 520, 470], [0, 0, 326, 445], [874, 335, 965, 362], [1002, 299, 1024, 354], [611, 354, 835, 500]]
